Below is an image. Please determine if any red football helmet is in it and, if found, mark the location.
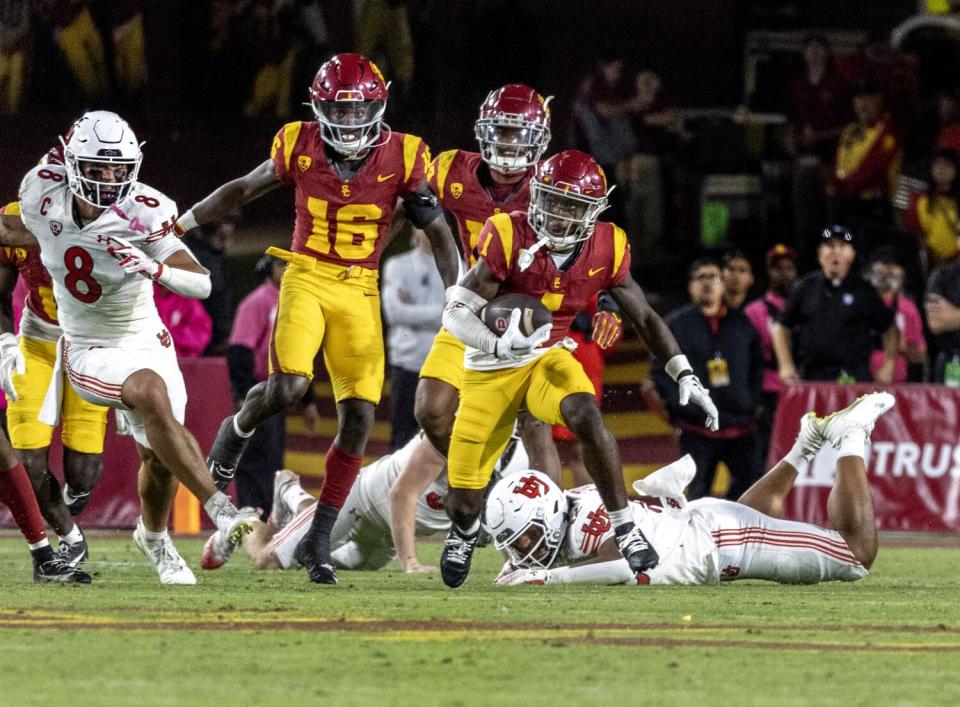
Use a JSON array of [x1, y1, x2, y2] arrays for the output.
[[528, 150, 610, 250], [474, 83, 551, 175], [309, 53, 390, 158]]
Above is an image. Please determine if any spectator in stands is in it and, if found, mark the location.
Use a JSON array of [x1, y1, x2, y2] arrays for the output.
[[0, 0, 30, 114], [935, 86, 960, 157], [242, 0, 298, 119], [184, 213, 238, 355], [744, 243, 798, 468], [925, 248, 960, 385], [109, 0, 147, 97], [42, 0, 109, 101], [832, 80, 902, 233], [904, 148, 960, 267], [786, 34, 850, 250], [154, 284, 213, 359], [381, 228, 445, 450], [357, 0, 414, 113], [653, 259, 762, 500], [721, 249, 754, 310], [866, 247, 926, 383], [227, 255, 318, 518], [773, 225, 899, 385]]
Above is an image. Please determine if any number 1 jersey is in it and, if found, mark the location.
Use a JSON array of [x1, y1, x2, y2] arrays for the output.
[[18, 164, 186, 346]]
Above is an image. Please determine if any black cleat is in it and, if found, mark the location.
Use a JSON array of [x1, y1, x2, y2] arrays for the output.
[[294, 538, 337, 585], [57, 536, 89, 569], [440, 526, 479, 588], [615, 524, 660, 573], [206, 415, 251, 491], [62, 484, 92, 516], [33, 557, 92, 584]]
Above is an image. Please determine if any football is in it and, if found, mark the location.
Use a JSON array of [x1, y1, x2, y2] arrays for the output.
[[480, 293, 552, 336]]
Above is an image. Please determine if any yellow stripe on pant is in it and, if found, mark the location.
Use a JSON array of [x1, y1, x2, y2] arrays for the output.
[[448, 348, 596, 489]]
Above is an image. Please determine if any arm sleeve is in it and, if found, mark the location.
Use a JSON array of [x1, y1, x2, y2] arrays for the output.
[[226, 344, 257, 401], [547, 559, 635, 585], [442, 285, 498, 354]]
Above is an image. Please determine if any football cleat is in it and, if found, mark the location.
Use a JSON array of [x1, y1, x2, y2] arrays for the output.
[[33, 556, 92, 584], [62, 484, 93, 516], [294, 538, 337, 585], [201, 507, 259, 570], [268, 469, 301, 531], [794, 412, 827, 460], [615, 524, 660, 574], [133, 521, 196, 585], [206, 415, 251, 491], [817, 392, 895, 449], [57, 535, 89, 569], [440, 525, 479, 588]]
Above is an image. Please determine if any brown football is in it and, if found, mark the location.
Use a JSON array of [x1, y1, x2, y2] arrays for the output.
[[480, 293, 552, 337]]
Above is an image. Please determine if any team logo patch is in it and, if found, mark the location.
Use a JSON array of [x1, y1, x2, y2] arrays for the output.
[[156, 329, 172, 348], [49, 221, 62, 236], [298, 155, 312, 172], [450, 182, 463, 199], [553, 276, 561, 290], [341, 183, 351, 198]]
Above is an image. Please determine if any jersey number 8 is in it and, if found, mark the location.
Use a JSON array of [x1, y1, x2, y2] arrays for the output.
[[63, 246, 102, 303]]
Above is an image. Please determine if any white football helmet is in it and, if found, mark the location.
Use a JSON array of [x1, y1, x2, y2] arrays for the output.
[[60, 111, 143, 208], [483, 470, 567, 569]]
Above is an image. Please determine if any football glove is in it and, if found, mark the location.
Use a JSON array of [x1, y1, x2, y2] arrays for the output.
[[591, 311, 623, 350], [107, 236, 163, 280], [0, 332, 24, 402], [678, 373, 719, 431], [494, 567, 548, 586], [495, 309, 551, 361]]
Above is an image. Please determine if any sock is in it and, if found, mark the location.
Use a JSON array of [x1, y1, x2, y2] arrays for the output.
[[455, 519, 480, 537], [303, 503, 340, 564], [282, 483, 313, 512], [608, 506, 633, 536], [782, 437, 816, 471], [233, 415, 254, 439], [837, 430, 868, 460], [0, 462, 47, 545], [318, 445, 363, 508], [138, 518, 168, 543], [61, 524, 83, 545]]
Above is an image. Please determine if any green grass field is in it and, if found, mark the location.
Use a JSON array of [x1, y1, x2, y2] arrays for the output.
[[1, 535, 959, 706]]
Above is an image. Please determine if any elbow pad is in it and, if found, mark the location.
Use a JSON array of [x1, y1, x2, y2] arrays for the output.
[[404, 191, 444, 229]]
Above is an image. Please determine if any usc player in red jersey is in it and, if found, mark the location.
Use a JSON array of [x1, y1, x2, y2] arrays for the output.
[[440, 150, 719, 587], [174, 53, 459, 585]]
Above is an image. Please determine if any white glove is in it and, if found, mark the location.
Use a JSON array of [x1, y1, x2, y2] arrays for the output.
[[494, 567, 549, 586], [107, 236, 163, 280], [0, 332, 25, 402], [494, 309, 552, 361], [678, 373, 720, 432]]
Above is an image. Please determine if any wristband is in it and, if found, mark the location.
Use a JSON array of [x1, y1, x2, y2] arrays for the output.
[[174, 209, 199, 235], [665, 354, 693, 382]]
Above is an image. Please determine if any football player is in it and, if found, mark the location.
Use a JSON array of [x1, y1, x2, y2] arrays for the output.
[[440, 149, 718, 587], [0, 111, 256, 585], [174, 53, 459, 585], [489, 393, 891, 587], [200, 431, 529, 573], [0, 209, 108, 570]]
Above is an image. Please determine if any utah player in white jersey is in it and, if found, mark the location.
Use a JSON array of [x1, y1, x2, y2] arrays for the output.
[[487, 392, 893, 587], [203, 431, 529, 572], [0, 111, 256, 584]]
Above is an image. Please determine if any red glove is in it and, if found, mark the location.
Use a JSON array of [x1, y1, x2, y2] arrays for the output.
[[591, 311, 623, 350]]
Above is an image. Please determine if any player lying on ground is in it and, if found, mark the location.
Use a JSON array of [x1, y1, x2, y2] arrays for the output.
[[488, 392, 892, 586], [0, 111, 256, 585], [201, 431, 529, 572], [440, 149, 718, 587]]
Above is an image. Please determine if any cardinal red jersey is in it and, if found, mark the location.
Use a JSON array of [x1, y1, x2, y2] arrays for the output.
[[475, 212, 630, 347], [0, 244, 58, 326], [429, 149, 533, 264], [270, 121, 431, 270]]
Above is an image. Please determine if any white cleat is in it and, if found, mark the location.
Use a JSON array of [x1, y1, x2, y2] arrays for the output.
[[632, 455, 697, 506], [200, 531, 230, 570], [133, 520, 197, 585], [795, 411, 827, 458], [268, 470, 301, 531], [818, 392, 896, 448]]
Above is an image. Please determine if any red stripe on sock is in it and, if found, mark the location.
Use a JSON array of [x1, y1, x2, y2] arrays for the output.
[[0, 462, 47, 544], [318, 445, 363, 509]]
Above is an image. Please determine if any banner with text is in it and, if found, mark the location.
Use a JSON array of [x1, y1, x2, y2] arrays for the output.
[[769, 383, 960, 533]]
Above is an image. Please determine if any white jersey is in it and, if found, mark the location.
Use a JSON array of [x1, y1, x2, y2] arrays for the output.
[[560, 485, 718, 585], [18, 164, 186, 346]]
